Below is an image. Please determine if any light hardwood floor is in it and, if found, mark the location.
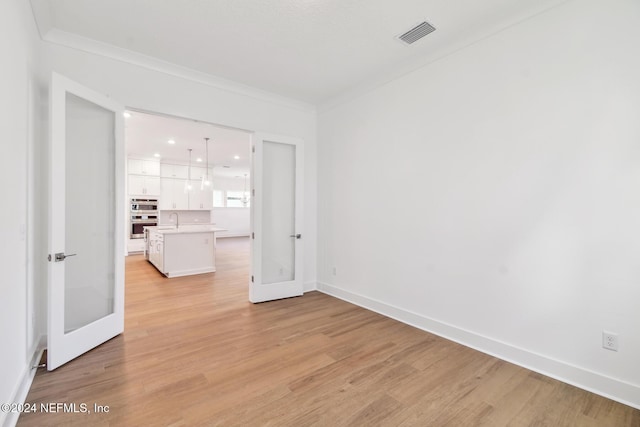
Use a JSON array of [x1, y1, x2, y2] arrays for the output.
[[18, 237, 640, 426]]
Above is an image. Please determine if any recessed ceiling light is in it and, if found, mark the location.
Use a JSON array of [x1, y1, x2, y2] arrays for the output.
[[153, 153, 160, 158], [168, 139, 175, 144], [123, 112, 132, 118], [196, 158, 203, 162], [234, 155, 240, 160]]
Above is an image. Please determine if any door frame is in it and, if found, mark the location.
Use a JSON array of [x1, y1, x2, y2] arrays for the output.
[[120, 110, 305, 301]]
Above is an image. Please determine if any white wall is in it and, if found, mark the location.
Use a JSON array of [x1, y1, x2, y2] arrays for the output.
[[318, 0, 640, 407], [212, 175, 250, 237], [212, 209, 250, 238], [0, 1, 44, 425]]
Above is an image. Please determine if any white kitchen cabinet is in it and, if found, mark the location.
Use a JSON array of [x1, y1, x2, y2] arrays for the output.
[[128, 174, 160, 196], [161, 163, 189, 179], [188, 180, 213, 210], [146, 227, 225, 278], [128, 158, 160, 176], [160, 178, 189, 210], [190, 167, 213, 181]]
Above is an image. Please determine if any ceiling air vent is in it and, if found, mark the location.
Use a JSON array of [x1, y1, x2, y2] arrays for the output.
[[397, 21, 436, 45]]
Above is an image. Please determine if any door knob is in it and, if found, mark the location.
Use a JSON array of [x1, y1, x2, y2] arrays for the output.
[[50, 252, 77, 262], [289, 234, 302, 239]]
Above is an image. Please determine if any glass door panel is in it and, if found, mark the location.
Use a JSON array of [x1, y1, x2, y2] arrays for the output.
[[261, 141, 296, 284], [64, 93, 116, 332]]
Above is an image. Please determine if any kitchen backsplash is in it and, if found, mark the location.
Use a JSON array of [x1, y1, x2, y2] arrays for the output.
[[159, 210, 212, 226]]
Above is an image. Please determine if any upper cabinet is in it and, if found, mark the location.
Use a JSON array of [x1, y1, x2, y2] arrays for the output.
[[128, 175, 160, 196], [127, 158, 213, 208], [190, 167, 213, 181], [128, 158, 160, 176], [160, 178, 189, 210], [160, 164, 189, 179], [128, 158, 160, 196]]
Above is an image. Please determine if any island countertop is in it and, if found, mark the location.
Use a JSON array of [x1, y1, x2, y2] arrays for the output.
[[145, 224, 227, 235], [144, 225, 228, 278]]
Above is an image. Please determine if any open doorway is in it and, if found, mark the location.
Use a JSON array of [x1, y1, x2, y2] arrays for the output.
[[124, 109, 252, 284]]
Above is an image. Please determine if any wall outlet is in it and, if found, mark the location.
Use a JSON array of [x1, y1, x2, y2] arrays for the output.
[[602, 331, 619, 351]]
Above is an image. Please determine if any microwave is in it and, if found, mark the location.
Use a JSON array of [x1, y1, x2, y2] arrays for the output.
[[131, 198, 158, 213]]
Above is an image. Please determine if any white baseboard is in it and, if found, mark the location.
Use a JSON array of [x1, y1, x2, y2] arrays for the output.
[[303, 281, 317, 293], [2, 337, 46, 427], [317, 281, 640, 410]]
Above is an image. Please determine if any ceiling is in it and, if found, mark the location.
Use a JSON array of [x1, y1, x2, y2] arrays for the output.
[[125, 110, 252, 178], [30, 0, 567, 105]]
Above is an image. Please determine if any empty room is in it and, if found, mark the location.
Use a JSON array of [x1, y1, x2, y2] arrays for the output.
[[2, 0, 640, 426]]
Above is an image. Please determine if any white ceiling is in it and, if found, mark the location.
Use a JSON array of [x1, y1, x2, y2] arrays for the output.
[[125, 110, 252, 178], [30, 0, 567, 105]]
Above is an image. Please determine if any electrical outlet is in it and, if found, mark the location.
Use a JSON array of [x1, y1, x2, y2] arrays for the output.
[[602, 331, 618, 351]]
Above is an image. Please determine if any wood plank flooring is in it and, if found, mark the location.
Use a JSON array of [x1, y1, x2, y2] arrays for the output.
[[18, 237, 640, 426]]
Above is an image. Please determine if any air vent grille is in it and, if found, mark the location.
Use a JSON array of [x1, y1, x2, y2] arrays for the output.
[[398, 21, 436, 45]]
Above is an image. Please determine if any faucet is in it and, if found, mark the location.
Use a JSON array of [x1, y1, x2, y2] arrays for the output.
[[169, 212, 179, 229]]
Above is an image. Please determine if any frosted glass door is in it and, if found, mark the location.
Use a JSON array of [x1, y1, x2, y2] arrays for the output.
[[250, 134, 303, 302], [48, 73, 125, 370], [262, 141, 295, 283]]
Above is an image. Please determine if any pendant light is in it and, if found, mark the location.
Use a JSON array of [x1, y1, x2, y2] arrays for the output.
[[184, 148, 193, 193], [201, 137, 211, 189]]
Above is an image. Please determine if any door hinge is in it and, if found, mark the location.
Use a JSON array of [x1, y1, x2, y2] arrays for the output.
[[252, 189, 255, 196], [251, 275, 254, 283], [252, 146, 255, 153], [252, 232, 255, 239]]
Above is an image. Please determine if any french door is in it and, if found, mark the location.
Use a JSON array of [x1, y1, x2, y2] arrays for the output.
[[47, 73, 125, 370], [250, 133, 304, 302]]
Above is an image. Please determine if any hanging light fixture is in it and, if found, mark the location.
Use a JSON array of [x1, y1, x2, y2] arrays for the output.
[[184, 148, 193, 193], [241, 173, 249, 207], [201, 137, 211, 189]]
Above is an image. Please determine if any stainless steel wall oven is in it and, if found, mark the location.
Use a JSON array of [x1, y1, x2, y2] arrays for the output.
[[130, 198, 158, 239]]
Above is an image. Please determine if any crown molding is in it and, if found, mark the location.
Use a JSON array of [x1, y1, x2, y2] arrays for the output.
[[38, 27, 315, 114]]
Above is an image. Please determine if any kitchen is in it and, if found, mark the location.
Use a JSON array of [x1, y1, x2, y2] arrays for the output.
[[125, 110, 252, 277]]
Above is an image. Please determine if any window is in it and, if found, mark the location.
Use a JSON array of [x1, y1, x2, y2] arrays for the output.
[[213, 190, 250, 207], [226, 191, 249, 208]]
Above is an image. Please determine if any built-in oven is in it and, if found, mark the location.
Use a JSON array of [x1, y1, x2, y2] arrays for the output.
[[131, 198, 158, 213], [130, 198, 158, 239], [130, 214, 158, 239]]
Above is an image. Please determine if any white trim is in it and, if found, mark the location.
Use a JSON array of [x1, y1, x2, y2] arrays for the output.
[[41, 29, 315, 114], [1, 342, 45, 427], [303, 281, 317, 293], [317, 1, 571, 113], [317, 281, 640, 410]]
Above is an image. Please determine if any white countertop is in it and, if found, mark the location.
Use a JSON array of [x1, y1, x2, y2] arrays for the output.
[[145, 224, 227, 235]]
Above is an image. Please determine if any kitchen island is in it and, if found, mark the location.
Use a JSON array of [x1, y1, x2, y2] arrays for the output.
[[145, 225, 227, 278]]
